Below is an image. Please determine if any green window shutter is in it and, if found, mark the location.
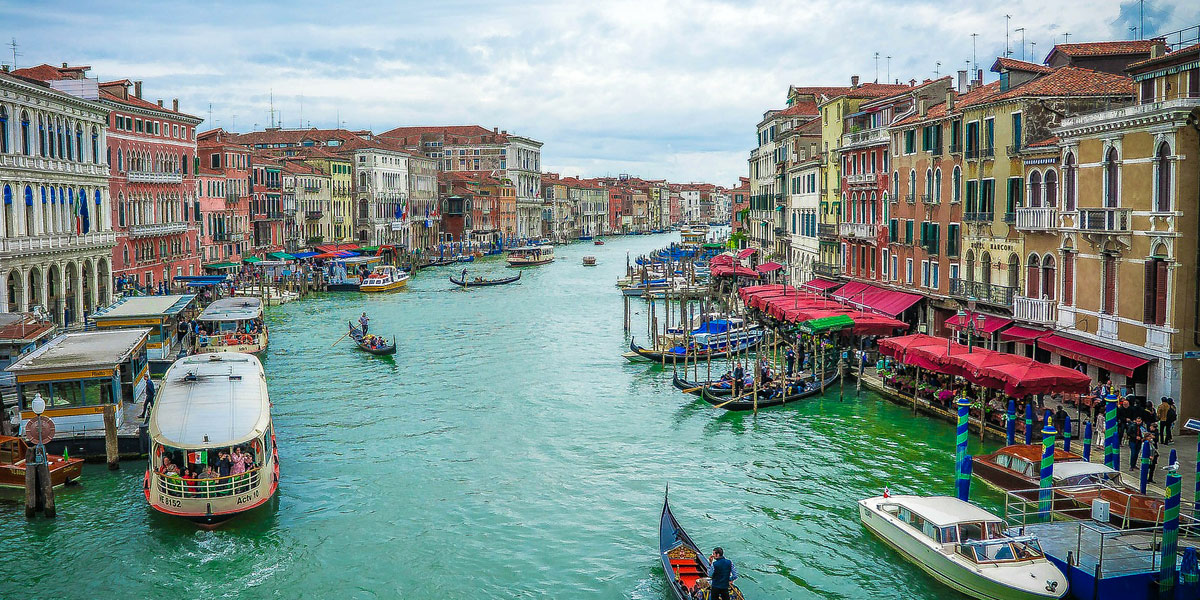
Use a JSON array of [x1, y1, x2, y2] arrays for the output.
[[905, 220, 913, 243]]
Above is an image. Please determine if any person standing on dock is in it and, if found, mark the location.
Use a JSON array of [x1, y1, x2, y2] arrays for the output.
[[359, 312, 370, 335], [707, 547, 737, 600]]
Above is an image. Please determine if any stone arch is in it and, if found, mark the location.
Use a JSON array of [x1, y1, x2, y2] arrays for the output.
[[47, 263, 63, 325], [965, 249, 976, 283], [81, 258, 95, 314], [63, 260, 80, 325], [979, 251, 992, 286], [1026, 252, 1041, 298], [27, 266, 43, 312], [5, 268, 23, 312], [1007, 253, 1020, 289]]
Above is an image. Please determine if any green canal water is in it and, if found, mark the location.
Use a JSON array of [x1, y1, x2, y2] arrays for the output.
[[1, 233, 1003, 599]]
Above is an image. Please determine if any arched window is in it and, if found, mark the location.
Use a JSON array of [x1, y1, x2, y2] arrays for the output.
[[75, 124, 83, 162], [20, 111, 30, 155], [892, 170, 898, 198], [1104, 147, 1119, 207], [924, 169, 933, 200], [1026, 254, 1041, 298], [952, 166, 961, 203], [117, 148, 123, 171], [965, 250, 976, 283], [1007, 254, 1020, 290], [37, 115, 46, 156], [118, 193, 125, 227], [1155, 142, 1171, 212], [56, 118, 65, 159], [1028, 171, 1042, 208], [934, 168, 942, 202], [91, 127, 99, 164], [1044, 169, 1057, 207], [908, 169, 916, 200], [980, 251, 992, 285], [1041, 255, 1056, 300], [0, 106, 7, 153], [1064, 152, 1076, 211]]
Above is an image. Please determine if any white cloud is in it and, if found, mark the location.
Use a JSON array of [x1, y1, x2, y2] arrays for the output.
[[3, 0, 1194, 185]]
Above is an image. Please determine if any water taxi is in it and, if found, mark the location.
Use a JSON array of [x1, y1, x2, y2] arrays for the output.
[[582, 256, 597, 266], [0, 435, 83, 488], [359, 265, 410, 293], [144, 353, 279, 526], [196, 297, 267, 354], [859, 494, 1067, 599], [505, 244, 555, 266], [327, 255, 384, 291]]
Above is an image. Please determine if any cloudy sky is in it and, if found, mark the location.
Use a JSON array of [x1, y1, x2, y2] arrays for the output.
[[2, 1, 1195, 184]]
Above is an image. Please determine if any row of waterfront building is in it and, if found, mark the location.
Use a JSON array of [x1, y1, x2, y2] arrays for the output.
[[0, 61, 734, 326], [732, 36, 1200, 423]]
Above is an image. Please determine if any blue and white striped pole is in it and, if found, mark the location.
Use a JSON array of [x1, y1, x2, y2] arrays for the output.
[[1105, 394, 1119, 470], [956, 397, 971, 501], [1039, 425, 1057, 520], [1158, 472, 1182, 596], [1082, 420, 1093, 462], [1139, 439, 1151, 494], [1195, 435, 1200, 521], [1062, 414, 1072, 453], [1024, 402, 1034, 445], [1006, 398, 1016, 446]]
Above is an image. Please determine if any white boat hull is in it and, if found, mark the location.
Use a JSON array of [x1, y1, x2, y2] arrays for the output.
[[858, 499, 1066, 600]]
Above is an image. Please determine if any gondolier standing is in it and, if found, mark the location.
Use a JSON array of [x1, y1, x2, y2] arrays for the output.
[[707, 547, 738, 600], [359, 312, 370, 335], [733, 363, 744, 397]]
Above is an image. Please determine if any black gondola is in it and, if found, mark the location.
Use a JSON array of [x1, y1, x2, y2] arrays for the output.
[[699, 371, 839, 411], [660, 489, 744, 600], [449, 271, 521, 287], [672, 372, 732, 397], [348, 322, 397, 355], [628, 336, 760, 364]]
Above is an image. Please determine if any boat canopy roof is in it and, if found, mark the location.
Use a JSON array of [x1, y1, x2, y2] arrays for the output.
[[5, 329, 149, 373], [149, 353, 270, 449], [92, 294, 196, 320], [198, 297, 263, 322], [338, 256, 382, 265], [884, 495, 1002, 527], [691, 319, 744, 335], [1052, 461, 1119, 481]]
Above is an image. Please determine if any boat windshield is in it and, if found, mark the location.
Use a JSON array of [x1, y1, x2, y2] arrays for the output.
[[958, 537, 1044, 563], [1059, 472, 1122, 487]]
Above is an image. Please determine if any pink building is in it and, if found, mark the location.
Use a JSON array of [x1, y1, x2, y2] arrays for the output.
[[197, 129, 251, 266]]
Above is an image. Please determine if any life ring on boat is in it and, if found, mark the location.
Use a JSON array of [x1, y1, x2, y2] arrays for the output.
[[251, 438, 262, 455]]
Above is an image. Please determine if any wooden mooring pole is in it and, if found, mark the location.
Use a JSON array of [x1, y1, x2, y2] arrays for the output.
[[103, 403, 120, 470]]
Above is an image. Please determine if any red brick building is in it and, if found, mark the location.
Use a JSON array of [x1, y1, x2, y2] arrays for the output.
[[197, 129, 252, 266]]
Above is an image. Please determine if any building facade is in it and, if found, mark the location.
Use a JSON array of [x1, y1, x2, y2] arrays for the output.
[[197, 129, 251, 265], [1, 68, 115, 323]]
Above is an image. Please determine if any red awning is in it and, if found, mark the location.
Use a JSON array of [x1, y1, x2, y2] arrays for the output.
[[848, 312, 909, 335], [756, 261, 783, 273], [944, 314, 1014, 334], [709, 254, 736, 266], [832, 281, 871, 302], [988, 360, 1092, 397], [999, 325, 1049, 343], [833, 282, 921, 317], [1037, 334, 1150, 377], [316, 244, 360, 253], [801, 278, 842, 292], [714, 265, 759, 278], [737, 248, 758, 259], [877, 334, 948, 362]]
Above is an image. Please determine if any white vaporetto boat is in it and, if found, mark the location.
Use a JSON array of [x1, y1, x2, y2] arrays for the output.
[[505, 244, 555, 266], [858, 495, 1067, 600]]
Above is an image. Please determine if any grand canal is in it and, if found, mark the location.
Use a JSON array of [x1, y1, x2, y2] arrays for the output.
[[0, 233, 1001, 599]]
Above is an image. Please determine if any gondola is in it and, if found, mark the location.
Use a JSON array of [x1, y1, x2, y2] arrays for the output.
[[699, 371, 839, 411], [425, 257, 458, 267], [628, 336, 760, 364], [449, 271, 522, 287], [672, 372, 732, 397], [348, 322, 397, 355], [660, 490, 744, 600]]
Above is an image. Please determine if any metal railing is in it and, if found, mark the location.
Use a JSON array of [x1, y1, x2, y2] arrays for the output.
[[1013, 296, 1057, 324], [1015, 207, 1058, 231], [948, 143, 962, 154], [813, 262, 840, 277], [305, 210, 323, 220], [129, 222, 188, 238], [839, 222, 879, 241], [1078, 207, 1132, 233], [126, 171, 183, 184], [905, 194, 915, 205], [156, 467, 262, 499], [964, 211, 991, 222], [817, 223, 838, 239], [920, 194, 935, 205], [196, 332, 266, 351], [0, 231, 116, 253], [1003, 212, 1016, 224], [930, 146, 943, 157], [949, 278, 1016, 306]]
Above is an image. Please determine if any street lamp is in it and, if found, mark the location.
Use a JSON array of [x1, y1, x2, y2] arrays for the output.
[[956, 308, 988, 353]]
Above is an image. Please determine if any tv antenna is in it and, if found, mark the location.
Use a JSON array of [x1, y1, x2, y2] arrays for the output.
[[7, 38, 20, 69]]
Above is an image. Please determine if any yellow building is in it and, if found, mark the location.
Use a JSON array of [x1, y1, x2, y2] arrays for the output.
[[1050, 43, 1200, 420], [301, 150, 354, 243]]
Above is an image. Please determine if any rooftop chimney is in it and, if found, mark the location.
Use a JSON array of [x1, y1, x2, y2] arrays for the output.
[[851, 75, 860, 88], [909, 78, 917, 87], [62, 62, 68, 68], [157, 99, 164, 107], [172, 98, 179, 112], [946, 88, 956, 111], [493, 127, 498, 134], [918, 99, 928, 116], [976, 69, 984, 85], [134, 81, 142, 99], [1150, 37, 1168, 59], [1, 65, 7, 73], [957, 70, 968, 91]]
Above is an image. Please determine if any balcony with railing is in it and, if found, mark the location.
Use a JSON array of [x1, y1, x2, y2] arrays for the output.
[[0, 230, 116, 253], [920, 194, 936, 205], [1003, 212, 1016, 224], [1013, 296, 1057, 325], [846, 172, 877, 185], [1059, 97, 1200, 130], [948, 143, 962, 154], [266, 211, 286, 220], [1006, 144, 1023, 156], [126, 171, 183, 184], [905, 194, 915, 205], [840, 127, 889, 149], [963, 211, 991, 222], [305, 210, 323, 220], [839, 222, 879, 241], [813, 261, 841, 278], [1015, 207, 1058, 232], [930, 145, 943, 157], [211, 232, 231, 242], [129, 222, 188, 238], [1077, 207, 1131, 233], [817, 223, 838, 240], [949, 278, 1016, 306]]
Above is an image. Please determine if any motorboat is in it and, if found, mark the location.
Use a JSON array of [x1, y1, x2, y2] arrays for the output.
[[858, 494, 1067, 599], [358, 265, 410, 293], [0, 435, 83, 489], [972, 445, 1165, 528], [582, 256, 597, 266]]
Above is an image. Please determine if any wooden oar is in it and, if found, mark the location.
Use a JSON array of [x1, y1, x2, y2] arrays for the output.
[[712, 393, 742, 410], [681, 386, 704, 394], [331, 330, 352, 347]]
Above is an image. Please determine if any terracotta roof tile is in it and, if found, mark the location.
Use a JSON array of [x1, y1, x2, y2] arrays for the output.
[[10, 63, 91, 81], [1048, 40, 1157, 59], [991, 57, 1055, 74], [990, 66, 1133, 101], [1125, 43, 1200, 71]]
